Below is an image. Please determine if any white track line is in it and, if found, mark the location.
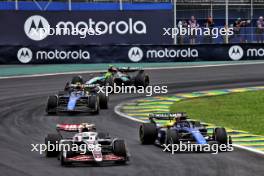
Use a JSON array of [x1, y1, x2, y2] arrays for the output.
[[114, 100, 264, 156], [233, 144, 264, 155], [2, 61, 264, 79], [114, 103, 146, 123]]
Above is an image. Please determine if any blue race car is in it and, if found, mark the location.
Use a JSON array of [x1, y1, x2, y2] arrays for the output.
[[64, 75, 109, 109], [46, 83, 101, 115], [139, 113, 232, 150]]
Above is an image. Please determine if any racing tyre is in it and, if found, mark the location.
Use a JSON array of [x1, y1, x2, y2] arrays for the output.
[[46, 95, 58, 115], [45, 134, 61, 157], [139, 123, 157, 144], [99, 92, 108, 109], [89, 95, 99, 115], [134, 72, 149, 88], [214, 128, 228, 144], [60, 151, 72, 167], [113, 140, 127, 164], [166, 129, 180, 145], [60, 141, 74, 166]]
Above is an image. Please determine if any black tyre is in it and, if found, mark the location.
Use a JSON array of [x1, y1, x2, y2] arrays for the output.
[[45, 133, 61, 157], [89, 95, 99, 115], [99, 92, 108, 109], [60, 141, 74, 166], [46, 96, 58, 115], [134, 72, 149, 87], [166, 129, 180, 145], [113, 140, 127, 157], [60, 151, 72, 166], [113, 140, 127, 164], [214, 128, 228, 144], [71, 76, 84, 84], [139, 123, 157, 144]]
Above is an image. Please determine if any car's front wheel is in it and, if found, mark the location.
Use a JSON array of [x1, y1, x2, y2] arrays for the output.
[[46, 95, 58, 115]]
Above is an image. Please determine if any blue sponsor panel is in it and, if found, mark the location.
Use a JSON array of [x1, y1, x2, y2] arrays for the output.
[[0, 44, 264, 64], [0, 11, 173, 45], [0, 1, 172, 11]]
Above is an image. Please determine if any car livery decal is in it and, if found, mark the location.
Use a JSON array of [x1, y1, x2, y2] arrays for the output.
[[67, 92, 82, 110]]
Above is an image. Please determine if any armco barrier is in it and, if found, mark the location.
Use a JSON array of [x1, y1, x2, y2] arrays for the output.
[[1, 44, 264, 64]]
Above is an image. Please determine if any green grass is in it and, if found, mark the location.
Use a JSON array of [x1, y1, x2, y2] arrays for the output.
[[170, 91, 264, 135]]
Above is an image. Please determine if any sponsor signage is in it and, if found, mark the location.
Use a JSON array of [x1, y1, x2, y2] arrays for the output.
[[0, 11, 173, 45], [0, 44, 263, 64]]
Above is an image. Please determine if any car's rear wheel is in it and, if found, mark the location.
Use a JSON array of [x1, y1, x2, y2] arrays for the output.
[[45, 133, 61, 157], [139, 123, 157, 144], [46, 96, 58, 115], [89, 95, 99, 115], [134, 72, 149, 88], [99, 92, 108, 109]]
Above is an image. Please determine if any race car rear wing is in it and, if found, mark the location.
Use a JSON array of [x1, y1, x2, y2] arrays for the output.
[[149, 113, 188, 122], [118, 67, 143, 72], [56, 124, 82, 132], [56, 123, 96, 132]]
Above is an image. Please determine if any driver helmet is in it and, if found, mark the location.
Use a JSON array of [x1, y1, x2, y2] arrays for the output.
[[71, 75, 84, 84], [108, 65, 118, 72], [75, 82, 83, 91], [79, 123, 96, 133]]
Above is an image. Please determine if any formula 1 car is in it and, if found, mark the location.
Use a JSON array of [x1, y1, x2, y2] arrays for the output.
[[139, 113, 232, 151], [46, 83, 102, 115], [45, 123, 129, 166], [86, 66, 150, 87], [64, 76, 109, 109]]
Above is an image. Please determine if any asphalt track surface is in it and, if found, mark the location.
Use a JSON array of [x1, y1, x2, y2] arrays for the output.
[[1, 63, 264, 176]]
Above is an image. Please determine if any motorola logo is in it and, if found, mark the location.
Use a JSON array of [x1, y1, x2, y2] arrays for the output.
[[128, 47, 143, 62], [17, 48, 33, 63], [24, 15, 50, 41], [228, 45, 244, 61]]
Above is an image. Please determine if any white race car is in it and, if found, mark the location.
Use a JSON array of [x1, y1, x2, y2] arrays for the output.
[[45, 123, 129, 166]]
